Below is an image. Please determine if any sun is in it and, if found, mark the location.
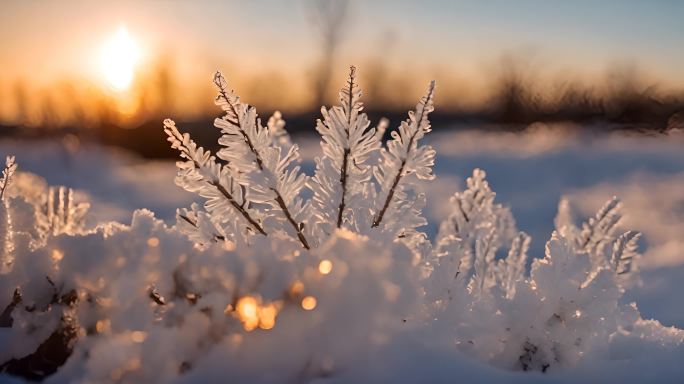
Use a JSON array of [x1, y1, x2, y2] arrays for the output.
[[99, 26, 141, 91]]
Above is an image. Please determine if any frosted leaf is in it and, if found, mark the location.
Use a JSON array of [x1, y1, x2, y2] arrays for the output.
[[35, 186, 90, 238], [497, 231, 530, 299], [578, 196, 621, 261], [371, 80, 436, 238], [0, 156, 17, 201], [212, 72, 310, 249], [611, 230, 641, 287], [468, 227, 498, 298], [0, 200, 13, 272], [164, 119, 266, 239], [310, 66, 381, 237], [176, 203, 229, 249], [557, 196, 625, 276], [554, 197, 580, 241], [430, 169, 517, 300], [267, 111, 293, 151], [0, 156, 18, 272]]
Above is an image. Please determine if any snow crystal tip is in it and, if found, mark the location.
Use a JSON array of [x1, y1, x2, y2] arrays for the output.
[[213, 71, 228, 91], [415, 81, 436, 128], [5, 156, 16, 171], [426, 80, 436, 99], [1, 155, 17, 199]]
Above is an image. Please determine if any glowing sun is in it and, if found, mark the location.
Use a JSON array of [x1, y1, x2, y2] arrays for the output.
[[99, 26, 140, 91]]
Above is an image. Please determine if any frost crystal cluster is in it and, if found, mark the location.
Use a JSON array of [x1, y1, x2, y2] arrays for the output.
[[165, 68, 436, 252], [1, 67, 683, 383]]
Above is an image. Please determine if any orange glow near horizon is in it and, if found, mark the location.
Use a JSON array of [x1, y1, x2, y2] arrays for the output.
[[1, 1, 683, 127]]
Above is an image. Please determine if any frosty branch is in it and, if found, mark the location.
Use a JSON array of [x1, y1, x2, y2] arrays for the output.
[[0, 156, 17, 200], [213, 72, 310, 249], [164, 120, 266, 236], [372, 80, 436, 228]]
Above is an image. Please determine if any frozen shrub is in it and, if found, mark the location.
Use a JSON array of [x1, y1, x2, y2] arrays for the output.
[[424, 169, 652, 372], [427, 169, 519, 302], [0, 67, 682, 383], [165, 67, 435, 252]]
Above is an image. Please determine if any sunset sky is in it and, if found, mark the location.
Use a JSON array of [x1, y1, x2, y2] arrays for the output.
[[1, 0, 683, 123]]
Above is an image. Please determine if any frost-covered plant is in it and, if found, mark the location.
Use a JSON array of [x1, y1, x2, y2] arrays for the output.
[[309, 66, 380, 238], [556, 197, 641, 287], [1, 68, 436, 382], [425, 169, 651, 372], [427, 169, 519, 301], [1, 68, 683, 383], [1, 156, 18, 272], [165, 67, 436, 252], [0, 158, 90, 379], [0, 158, 419, 382]]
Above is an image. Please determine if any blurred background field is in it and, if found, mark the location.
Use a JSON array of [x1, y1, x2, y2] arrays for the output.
[[1, 0, 684, 158]]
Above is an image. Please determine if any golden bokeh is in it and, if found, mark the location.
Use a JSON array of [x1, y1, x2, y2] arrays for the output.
[[131, 330, 147, 343], [146, 237, 160, 247], [234, 295, 283, 332], [51, 249, 64, 261], [318, 259, 333, 275], [301, 296, 317, 311]]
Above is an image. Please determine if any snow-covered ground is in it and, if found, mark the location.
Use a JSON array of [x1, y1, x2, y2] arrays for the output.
[[1, 124, 683, 382]]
